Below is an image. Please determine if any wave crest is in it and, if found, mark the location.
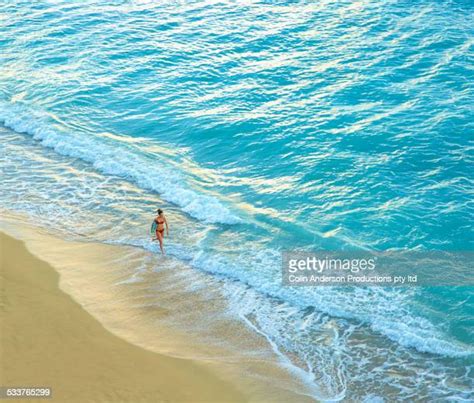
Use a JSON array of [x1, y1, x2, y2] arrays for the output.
[[0, 102, 241, 225]]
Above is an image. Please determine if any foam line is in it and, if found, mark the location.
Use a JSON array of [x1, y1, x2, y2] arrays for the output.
[[0, 102, 241, 225]]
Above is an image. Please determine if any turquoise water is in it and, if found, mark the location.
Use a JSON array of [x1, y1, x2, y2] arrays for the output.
[[1, 1, 473, 400]]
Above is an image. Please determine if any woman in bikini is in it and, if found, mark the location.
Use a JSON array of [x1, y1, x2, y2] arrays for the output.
[[153, 209, 169, 255]]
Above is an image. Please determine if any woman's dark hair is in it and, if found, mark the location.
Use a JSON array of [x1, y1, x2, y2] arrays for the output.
[[157, 209, 163, 214]]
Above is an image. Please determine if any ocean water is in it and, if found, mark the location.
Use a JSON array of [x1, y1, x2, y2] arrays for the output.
[[1, 1, 473, 401]]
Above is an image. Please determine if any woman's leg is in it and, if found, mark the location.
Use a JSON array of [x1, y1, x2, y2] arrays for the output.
[[156, 231, 165, 254]]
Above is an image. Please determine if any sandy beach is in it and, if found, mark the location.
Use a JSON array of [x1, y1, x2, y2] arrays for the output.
[[0, 232, 245, 402]]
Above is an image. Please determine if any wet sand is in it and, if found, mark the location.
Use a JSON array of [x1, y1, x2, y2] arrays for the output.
[[0, 232, 245, 402]]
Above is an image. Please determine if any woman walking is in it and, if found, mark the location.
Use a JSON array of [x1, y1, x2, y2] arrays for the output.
[[152, 209, 169, 255]]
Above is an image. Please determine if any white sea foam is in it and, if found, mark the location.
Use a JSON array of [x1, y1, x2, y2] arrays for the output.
[[0, 102, 240, 225], [125, 234, 474, 360]]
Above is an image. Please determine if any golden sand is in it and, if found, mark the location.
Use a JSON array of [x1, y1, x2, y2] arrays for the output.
[[0, 232, 245, 402]]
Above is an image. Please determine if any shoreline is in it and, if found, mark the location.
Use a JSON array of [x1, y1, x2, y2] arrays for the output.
[[0, 212, 319, 403], [0, 231, 246, 402], [2, 210, 471, 401]]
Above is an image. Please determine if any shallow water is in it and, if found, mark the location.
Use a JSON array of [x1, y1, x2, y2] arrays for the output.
[[1, 1, 473, 401]]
